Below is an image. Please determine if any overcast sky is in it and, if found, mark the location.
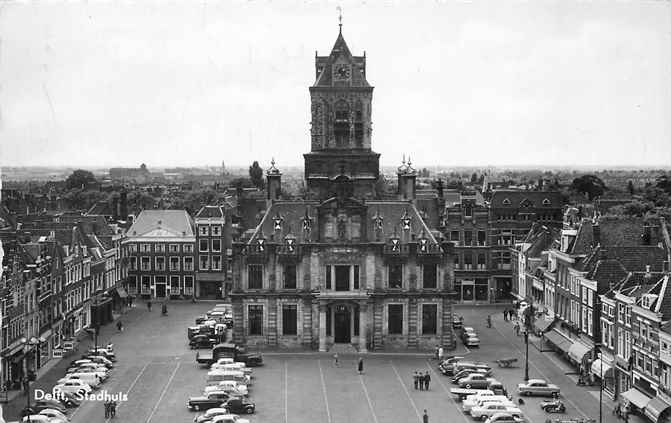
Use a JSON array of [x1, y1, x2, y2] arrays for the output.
[[2, 0, 671, 169]]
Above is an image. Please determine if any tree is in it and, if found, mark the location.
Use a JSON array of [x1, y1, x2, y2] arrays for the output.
[[249, 161, 265, 190], [471, 173, 478, 183], [65, 169, 97, 190], [570, 175, 606, 201], [656, 174, 671, 194], [627, 180, 635, 196]]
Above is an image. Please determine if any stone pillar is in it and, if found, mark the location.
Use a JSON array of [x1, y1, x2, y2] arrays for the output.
[[359, 302, 368, 353], [319, 303, 327, 352]]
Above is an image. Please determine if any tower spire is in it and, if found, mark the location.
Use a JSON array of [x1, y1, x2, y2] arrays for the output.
[[337, 6, 342, 34]]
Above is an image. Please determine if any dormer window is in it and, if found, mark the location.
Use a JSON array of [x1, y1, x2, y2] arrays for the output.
[[502, 198, 511, 206], [542, 198, 551, 206], [642, 294, 658, 310], [401, 210, 412, 230], [419, 238, 428, 253], [390, 238, 400, 252], [285, 237, 296, 253], [272, 214, 283, 231], [257, 238, 265, 252]]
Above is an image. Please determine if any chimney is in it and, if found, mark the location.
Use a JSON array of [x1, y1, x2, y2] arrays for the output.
[[266, 159, 282, 206], [436, 179, 444, 199], [397, 155, 417, 202], [645, 264, 652, 279], [643, 225, 652, 245], [120, 190, 128, 220], [592, 222, 600, 247]]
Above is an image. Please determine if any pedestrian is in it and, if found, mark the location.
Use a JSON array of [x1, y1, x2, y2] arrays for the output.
[[413, 371, 419, 390], [104, 400, 110, 418], [486, 315, 492, 328], [513, 321, 520, 336], [423, 409, 429, 423], [438, 346, 444, 362], [333, 352, 339, 367], [357, 357, 364, 375], [116, 321, 123, 332], [613, 402, 621, 417], [110, 400, 117, 418], [503, 309, 508, 322], [419, 371, 425, 391], [424, 371, 431, 390], [147, 300, 152, 311]]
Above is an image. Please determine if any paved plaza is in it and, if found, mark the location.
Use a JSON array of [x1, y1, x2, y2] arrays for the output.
[[3, 302, 646, 422]]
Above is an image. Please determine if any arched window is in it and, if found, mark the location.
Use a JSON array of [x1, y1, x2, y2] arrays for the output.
[[334, 100, 350, 147]]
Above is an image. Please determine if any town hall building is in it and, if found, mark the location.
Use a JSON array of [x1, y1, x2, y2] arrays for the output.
[[230, 25, 456, 351]]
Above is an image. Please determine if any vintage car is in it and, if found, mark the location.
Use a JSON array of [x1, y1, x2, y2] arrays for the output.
[[210, 415, 250, 423], [187, 391, 241, 411], [484, 412, 525, 423], [53, 379, 92, 396], [451, 368, 490, 384], [457, 374, 498, 389], [190, 335, 218, 350], [461, 328, 481, 347], [517, 378, 560, 397], [30, 400, 68, 414], [38, 408, 70, 422], [471, 403, 522, 420], [204, 380, 248, 396], [462, 394, 510, 412], [193, 407, 230, 423], [220, 398, 255, 415]]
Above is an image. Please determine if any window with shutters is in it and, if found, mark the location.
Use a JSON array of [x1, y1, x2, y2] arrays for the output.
[[282, 305, 297, 335], [248, 305, 263, 335], [388, 304, 403, 334], [248, 265, 263, 289], [422, 304, 437, 334]]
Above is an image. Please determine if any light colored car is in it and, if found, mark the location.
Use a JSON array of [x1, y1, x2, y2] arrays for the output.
[[463, 395, 511, 413], [204, 380, 248, 396], [39, 408, 70, 422], [213, 363, 252, 376], [194, 407, 230, 423], [211, 358, 235, 367], [67, 362, 109, 374], [66, 366, 108, 380], [58, 373, 101, 389], [210, 414, 250, 423], [484, 412, 525, 423], [22, 416, 66, 423], [458, 374, 496, 389], [462, 331, 480, 347], [471, 403, 522, 420], [84, 355, 113, 367], [517, 378, 560, 397], [54, 379, 92, 395]]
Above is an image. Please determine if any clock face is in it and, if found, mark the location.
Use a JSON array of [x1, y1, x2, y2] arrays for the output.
[[334, 64, 351, 80]]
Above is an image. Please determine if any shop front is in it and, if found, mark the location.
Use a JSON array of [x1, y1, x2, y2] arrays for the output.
[[591, 353, 616, 398]]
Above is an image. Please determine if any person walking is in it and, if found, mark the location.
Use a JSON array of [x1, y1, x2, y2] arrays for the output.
[[110, 400, 117, 418], [104, 400, 110, 419], [486, 315, 492, 328], [438, 346, 444, 362], [513, 321, 520, 336], [419, 372, 425, 391], [357, 357, 364, 375], [423, 409, 429, 423], [424, 371, 431, 390], [413, 371, 419, 390], [147, 300, 152, 311], [333, 352, 339, 367], [503, 309, 508, 322], [116, 320, 123, 332]]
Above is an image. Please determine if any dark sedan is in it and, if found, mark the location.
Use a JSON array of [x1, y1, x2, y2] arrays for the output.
[[221, 398, 255, 414], [190, 335, 217, 349], [188, 391, 242, 411]]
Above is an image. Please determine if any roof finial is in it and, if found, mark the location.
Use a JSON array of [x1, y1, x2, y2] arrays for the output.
[[337, 6, 342, 33]]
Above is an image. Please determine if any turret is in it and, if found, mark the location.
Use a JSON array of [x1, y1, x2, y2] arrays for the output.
[[397, 155, 416, 202], [266, 159, 282, 206]]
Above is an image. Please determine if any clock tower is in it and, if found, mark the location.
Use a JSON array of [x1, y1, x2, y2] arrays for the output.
[[304, 25, 380, 199]]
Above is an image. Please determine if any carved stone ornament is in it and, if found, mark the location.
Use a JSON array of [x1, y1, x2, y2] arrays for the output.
[[401, 209, 412, 231], [272, 213, 284, 231], [391, 238, 400, 252]]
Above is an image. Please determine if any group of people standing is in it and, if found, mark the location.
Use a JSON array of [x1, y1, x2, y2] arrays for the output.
[[104, 399, 118, 418], [502, 308, 518, 322], [413, 370, 431, 390]]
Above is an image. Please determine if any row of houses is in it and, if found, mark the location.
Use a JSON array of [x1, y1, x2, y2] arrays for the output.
[[513, 210, 671, 422]]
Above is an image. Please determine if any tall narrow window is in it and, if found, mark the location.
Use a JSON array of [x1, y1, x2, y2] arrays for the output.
[[477, 230, 486, 246], [422, 304, 438, 334], [335, 265, 350, 291], [388, 304, 403, 334], [334, 100, 350, 147], [248, 265, 263, 289], [282, 305, 297, 335], [423, 264, 437, 289], [284, 265, 296, 289], [325, 265, 332, 290], [353, 265, 360, 290], [248, 305, 263, 335], [389, 264, 403, 289], [354, 101, 364, 147], [464, 231, 473, 246]]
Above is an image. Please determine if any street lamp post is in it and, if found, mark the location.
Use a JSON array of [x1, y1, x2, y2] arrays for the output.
[[596, 342, 603, 423], [20, 336, 39, 422], [524, 329, 530, 381]]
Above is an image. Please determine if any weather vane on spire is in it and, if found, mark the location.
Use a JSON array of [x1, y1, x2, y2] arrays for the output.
[[337, 6, 342, 32]]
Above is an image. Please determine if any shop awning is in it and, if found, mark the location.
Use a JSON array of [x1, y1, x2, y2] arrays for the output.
[[534, 318, 555, 334], [544, 330, 572, 353], [644, 396, 671, 422], [115, 287, 128, 298], [590, 359, 613, 378], [568, 341, 592, 363], [622, 388, 651, 409]]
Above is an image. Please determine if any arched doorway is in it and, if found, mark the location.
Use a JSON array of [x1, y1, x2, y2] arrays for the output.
[[334, 304, 351, 343]]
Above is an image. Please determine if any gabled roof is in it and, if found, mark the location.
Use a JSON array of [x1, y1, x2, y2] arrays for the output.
[[195, 205, 227, 219], [489, 190, 562, 209], [127, 210, 195, 238], [313, 29, 370, 88], [570, 216, 655, 255]]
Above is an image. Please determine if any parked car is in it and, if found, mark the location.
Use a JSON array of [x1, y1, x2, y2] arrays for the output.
[[451, 362, 491, 375], [463, 395, 511, 413], [461, 328, 480, 347], [82, 355, 113, 368], [21, 415, 66, 423], [187, 391, 241, 411], [38, 408, 70, 422], [517, 379, 560, 397], [29, 400, 68, 414], [484, 412, 525, 423], [212, 363, 252, 376], [471, 403, 522, 420], [210, 415, 250, 423], [58, 373, 101, 389], [204, 380, 248, 396], [221, 398, 255, 414], [458, 374, 498, 390], [190, 335, 217, 349], [53, 379, 92, 395], [193, 407, 230, 423], [452, 368, 490, 383], [453, 316, 463, 329], [86, 348, 116, 361], [195, 315, 208, 325]]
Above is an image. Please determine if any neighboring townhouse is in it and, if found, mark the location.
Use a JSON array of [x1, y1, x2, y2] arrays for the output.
[[194, 204, 235, 299]]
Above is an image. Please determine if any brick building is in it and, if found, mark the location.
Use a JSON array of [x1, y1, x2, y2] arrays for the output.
[[123, 210, 196, 299], [195, 205, 234, 299], [230, 26, 455, 352]]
